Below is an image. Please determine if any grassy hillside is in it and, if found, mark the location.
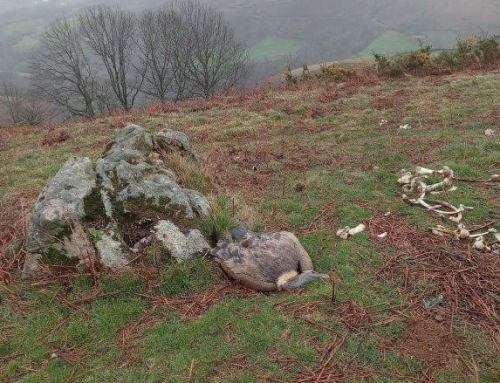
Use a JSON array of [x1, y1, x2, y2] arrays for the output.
[[1, 69, 500, 382]]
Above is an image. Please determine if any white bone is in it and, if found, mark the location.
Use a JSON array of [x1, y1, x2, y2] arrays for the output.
[[436, 166, 454, 179], [473, 236, 491, 251], [454, 224, 470, 239], [469, 228, 498, 238], [377, 232, 388, 239], [336, 226, 351, 239], [398, 172, 412, 185], [415, 166, 435, 176], [348, 224, 366, 235], [425, 178, 452, 193]]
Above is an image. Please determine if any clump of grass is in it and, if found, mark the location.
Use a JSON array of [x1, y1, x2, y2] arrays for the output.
[[158, 256, 216, 296], [199, 194, 237, 244], [159, 151, 215, 193], [199, 193, 260, 245]]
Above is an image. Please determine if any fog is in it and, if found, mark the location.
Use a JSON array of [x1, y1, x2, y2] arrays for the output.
[[1, 0, 500, 89]]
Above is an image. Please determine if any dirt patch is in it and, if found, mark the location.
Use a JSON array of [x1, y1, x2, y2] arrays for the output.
[[396, 317, 460, 369]]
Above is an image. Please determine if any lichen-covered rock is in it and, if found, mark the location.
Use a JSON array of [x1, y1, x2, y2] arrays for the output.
[[153, 128, 198, 161], [154, 220, 210, 261], [24, 125, 212, 277], [95, 231, 129, 267], [24, 157, 96, 274]]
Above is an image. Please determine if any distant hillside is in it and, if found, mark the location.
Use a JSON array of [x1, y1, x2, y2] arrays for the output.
[[1, 0, 500, 84]]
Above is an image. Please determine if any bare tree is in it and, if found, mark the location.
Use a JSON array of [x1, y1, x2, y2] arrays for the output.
[[138, 1, 249, 101], [138, 6, 195, 102], [178, 1, 250, 99], [1, 82, 52, 125], [79, 6, 145, 111], [137, 8, 175, 102], [30, 18, 102, 119]]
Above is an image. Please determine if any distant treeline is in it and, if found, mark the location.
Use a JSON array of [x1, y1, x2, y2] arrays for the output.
[[1, 1, 249, 124]]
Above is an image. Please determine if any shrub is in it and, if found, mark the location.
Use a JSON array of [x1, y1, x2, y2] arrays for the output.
[[319, 63, 357, 79], [373, 44, 432, 77]]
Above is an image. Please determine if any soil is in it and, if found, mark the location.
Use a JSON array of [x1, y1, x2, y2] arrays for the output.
[[396, 317, 460, 369]]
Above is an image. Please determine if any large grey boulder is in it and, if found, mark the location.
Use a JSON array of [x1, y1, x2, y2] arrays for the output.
[[24, 125, 211, 276]]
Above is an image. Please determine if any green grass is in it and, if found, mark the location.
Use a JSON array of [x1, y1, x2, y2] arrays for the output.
[[2, 71, 500, 382], [359, 30, 421, 57], [248, 37, 302, 62]]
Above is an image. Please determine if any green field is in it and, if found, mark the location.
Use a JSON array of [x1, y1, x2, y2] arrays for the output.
[[358, 30, 422, 57], [248, 37, 302, 62]]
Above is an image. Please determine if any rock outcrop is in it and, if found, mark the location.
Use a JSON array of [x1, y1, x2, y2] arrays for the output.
[[24, 125, 211, 276]]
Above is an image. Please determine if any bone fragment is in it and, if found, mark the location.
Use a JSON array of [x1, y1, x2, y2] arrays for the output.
[[398, 172, 412, 185], [473, 236, 491, 251], [336, 226, 351, 239], [469, 228, 498, 238], [349, 224, 366, 235], [437, 166, 454, 179], [431, 225, 454, 237], [377, 232, 388, 239], [425, 178, 452, 193], [454, 224, 470, 239], [415, 166, 436, 176], [336, 224, 366, 239]]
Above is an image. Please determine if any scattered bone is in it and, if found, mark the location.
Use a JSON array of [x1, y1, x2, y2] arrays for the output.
[[425, 178, 452, 193], [397, 171, 412, 185], [415, 166, 436, 176], [336, 224, 366, 239], [377, 232, 388, 239], [454, 224, 470, 239], [398, 165, 498, 252], [431, 225, 455, 237], [399, 124, 411, 131], [438, 166, 454, 179], [484, 129, 496, 136], [469, 228, 498, 238], [473, 236, 491, 251]]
